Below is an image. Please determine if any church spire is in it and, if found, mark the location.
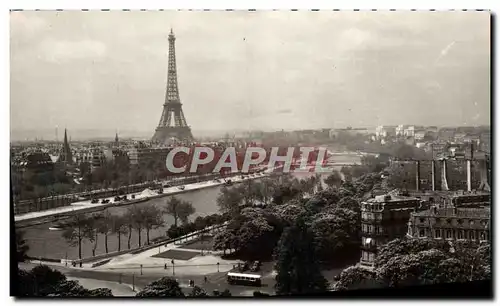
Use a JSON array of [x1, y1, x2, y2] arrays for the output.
[[59, 128, 73, 165]]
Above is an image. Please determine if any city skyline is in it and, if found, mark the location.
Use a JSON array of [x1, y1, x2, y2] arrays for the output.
[[11, 11, 491, 136]]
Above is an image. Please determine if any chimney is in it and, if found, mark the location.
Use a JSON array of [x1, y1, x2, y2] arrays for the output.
[[415, 160, 421, 191], [441, 159, 449, 191], [431, 160, 437, 191]]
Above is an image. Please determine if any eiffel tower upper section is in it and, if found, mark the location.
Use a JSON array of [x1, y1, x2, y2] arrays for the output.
[[152, 29, 193, 144]]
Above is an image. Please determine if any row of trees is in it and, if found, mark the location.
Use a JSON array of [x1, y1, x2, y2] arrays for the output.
[[333, 238, 491, 291], [60, 196, 196, 263]]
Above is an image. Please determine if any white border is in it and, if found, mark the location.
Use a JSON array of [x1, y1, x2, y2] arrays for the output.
[[2, 1, 498, 305]]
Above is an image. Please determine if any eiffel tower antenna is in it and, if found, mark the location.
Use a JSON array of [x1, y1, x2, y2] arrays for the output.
[[152, 28, 193, 144]]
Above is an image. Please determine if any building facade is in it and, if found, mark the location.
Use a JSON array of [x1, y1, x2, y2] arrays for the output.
[[407, 207, 490, 243], [360, 193, 423, 269], [127, 146, 172, 168]]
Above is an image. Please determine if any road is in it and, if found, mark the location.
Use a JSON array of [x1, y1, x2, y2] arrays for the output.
[[17, 262, 276, 296]]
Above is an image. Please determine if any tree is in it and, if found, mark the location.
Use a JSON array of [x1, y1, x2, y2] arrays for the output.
[[216, 186, 244, 215], [189, 286, 208, 297], [213, 207, 283, 260], [366, 238, 492, 289], [15, 265, 113, 297], [130, 206, 144, 248], [374, 238, 450, 269], [324, 171, 343, 188], [141, 205, 165, 245], [274, 216, 329, 295], [272, 183, 303, 205], [336, 196, 359, 212], [333, 266, 380, 291], [213, 227, 238, 255], [99, 211, 113, 254], [111, 215, 128, 252], [124, 207, 135, 249], [87, 213, 105, 257], [136, 277, 185, 297], [376, 249, 449, 287], [310, 208, 360, 263], [219, 289, 232, 297], [193, 216, 208, 231], [62, 214, 92, 265], [165, 197, 195, 227], [16, 230, 29, 262]]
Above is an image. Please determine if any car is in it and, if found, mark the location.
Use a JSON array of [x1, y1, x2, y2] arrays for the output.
[[163, 184, 172, 188], [90, 199, 98, 204], [178, 185, 185, 190], [250, 261, 261, 272]]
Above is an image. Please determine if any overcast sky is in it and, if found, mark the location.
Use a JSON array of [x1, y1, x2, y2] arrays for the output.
[[10, 10, 490, 135]]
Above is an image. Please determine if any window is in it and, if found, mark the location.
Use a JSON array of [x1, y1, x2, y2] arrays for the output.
[[470, 220, 475, 226], [435, 229, 441, 238], [446, 219, 452, 225], [457, 230, 464, 240], [368, 253, 375, 262], [419, 229, 426, 237], [457, 219, 463, 225], [446, 230, 452, 239], [480, 232, 486, 241], [419, 218, 425, 223], [469, 231, 475, 240]]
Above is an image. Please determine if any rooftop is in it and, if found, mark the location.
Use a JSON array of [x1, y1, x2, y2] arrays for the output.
[[367, 194, 419, 203], [412, 207, 490, 219]]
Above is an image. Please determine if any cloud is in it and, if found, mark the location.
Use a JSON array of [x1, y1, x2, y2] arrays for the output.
[[10, 12, 47, 34], [276, 109, 292, 114], [38, 39, 107, 62]]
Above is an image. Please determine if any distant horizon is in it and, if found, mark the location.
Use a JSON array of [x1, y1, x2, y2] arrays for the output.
[[10, 123, 491, 142]]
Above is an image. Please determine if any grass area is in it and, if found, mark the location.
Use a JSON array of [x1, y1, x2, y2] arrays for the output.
[[151, 249, 200, 260], [177, 236, 214, 251]]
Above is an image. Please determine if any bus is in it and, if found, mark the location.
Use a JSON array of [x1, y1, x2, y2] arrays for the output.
[[227, 272, 262, 287]]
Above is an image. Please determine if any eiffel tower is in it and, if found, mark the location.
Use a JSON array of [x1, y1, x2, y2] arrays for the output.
[[152, 29, 194, 144]]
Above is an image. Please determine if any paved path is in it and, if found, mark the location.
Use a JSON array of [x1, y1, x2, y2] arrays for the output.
[[19, 262, 275, 296], [66, 277, 137, 296]]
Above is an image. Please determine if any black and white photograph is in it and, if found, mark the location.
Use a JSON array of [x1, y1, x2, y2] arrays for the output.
[[8, 7, 492, 298]]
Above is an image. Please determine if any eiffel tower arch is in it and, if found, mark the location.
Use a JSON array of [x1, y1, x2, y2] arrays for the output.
[[152, 29, 194, 144]]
